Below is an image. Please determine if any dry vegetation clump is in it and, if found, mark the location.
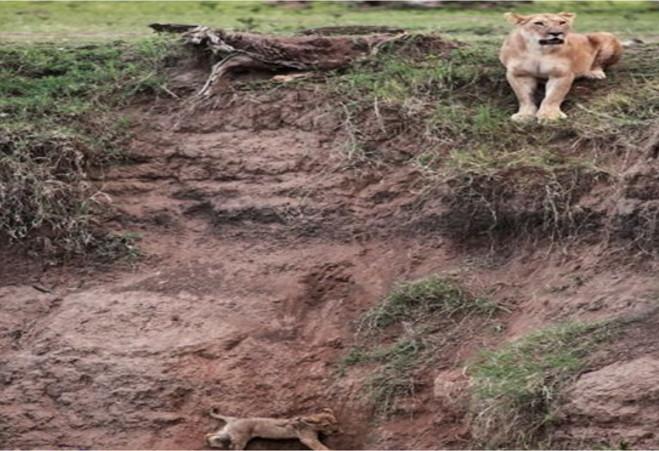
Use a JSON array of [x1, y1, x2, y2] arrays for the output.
[[0, 38, 178, 259], [440, 158, 610, 243], [1, 127, 100, 253], [330, 40, 659, 249], [609, 137, 659, 255]]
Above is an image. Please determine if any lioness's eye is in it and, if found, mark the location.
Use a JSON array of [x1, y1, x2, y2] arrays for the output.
[[558, 21, 567, 25], [534, 21, 545, 25]]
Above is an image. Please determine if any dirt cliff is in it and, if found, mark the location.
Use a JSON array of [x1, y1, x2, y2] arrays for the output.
[[2, 38, 659, 449]]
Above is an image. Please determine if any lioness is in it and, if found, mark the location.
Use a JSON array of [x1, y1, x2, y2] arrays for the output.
[[205, 407, 340, 450], [500, 12, 622, 122]]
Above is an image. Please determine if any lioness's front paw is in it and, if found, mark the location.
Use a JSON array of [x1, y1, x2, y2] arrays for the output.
[[510, 112, 536, 123], [536, 110, 567, 122], [584, 69, 606, 80]]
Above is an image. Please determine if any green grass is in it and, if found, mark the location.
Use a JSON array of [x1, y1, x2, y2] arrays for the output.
[[361, 274, 497, 330], [469, 321, 616, 448], [0, 38, 174, 123], [2, 2, 657, 255], [0, 37, 177, 258], [343, 338, 426, 416], [1, 1, 658, 43], [344, 275, 498, 417], [336, 40, 658, 159], [365, 338, 426, 415], [329, 27, 658, 242]]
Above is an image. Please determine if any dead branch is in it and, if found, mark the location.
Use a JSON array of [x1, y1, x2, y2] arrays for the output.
[[150, 23, 456, 97], [149, 23, 198, 33], [151, 24, 410, 96]]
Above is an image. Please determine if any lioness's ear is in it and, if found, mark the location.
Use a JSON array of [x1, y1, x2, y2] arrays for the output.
[[558, 12, 576, 24], [504, 12, 529, 25]]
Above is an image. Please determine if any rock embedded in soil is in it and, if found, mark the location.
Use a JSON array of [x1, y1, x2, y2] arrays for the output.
[[559, 356, 659, 447]]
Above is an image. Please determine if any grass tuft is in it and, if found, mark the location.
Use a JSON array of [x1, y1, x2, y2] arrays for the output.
[[344, 275, 499, 417], [341, 337, 426, 416], [361, 275, 496, 330], [366, 338, 426, 415], [469, 321, 615, 448]]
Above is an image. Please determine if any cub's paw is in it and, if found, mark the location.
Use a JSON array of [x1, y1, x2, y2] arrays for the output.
[[510, 112, 536, 123], [584, 69, 606, 80], [536, 110, 567, 123]]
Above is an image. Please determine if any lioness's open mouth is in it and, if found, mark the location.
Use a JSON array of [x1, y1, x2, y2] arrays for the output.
[[539, 37, 565, 45]]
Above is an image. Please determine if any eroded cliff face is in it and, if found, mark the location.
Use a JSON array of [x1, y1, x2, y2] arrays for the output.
[[3, 43, 659, 449]]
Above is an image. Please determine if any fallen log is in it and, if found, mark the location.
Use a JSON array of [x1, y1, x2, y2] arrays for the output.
[[148, 23, 198, 33], [151, 24, 408, 96], [190, 26, 404, 96], [296, 25, 406, 36], [150, 24, 456, 97]]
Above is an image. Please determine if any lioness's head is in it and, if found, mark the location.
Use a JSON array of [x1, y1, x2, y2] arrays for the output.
[[294, 408, 341, 435], [505, 12, 575, 46]]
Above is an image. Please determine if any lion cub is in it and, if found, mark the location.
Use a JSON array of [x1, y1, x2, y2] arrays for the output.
[[205, 408, 340, 450], [500, 12, 622, 122]]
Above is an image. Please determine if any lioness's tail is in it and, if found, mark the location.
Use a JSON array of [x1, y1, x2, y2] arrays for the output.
[[209, 408, 235, 423], [588, 32, 623, 69]]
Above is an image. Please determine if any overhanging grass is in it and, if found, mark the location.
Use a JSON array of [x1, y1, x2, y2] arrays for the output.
[[438, 147, 610, 241], [469, 321, 615, 448], [0, 37, 178, 258], [343, 337, 425, 416]]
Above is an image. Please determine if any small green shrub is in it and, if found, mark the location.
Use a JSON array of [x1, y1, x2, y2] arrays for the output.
[[469, 321, 615, 448], [361, 275, 497, 330], [344, 275, 498, 417]]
